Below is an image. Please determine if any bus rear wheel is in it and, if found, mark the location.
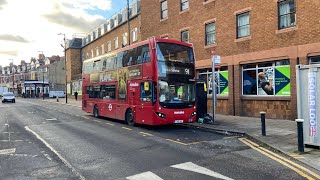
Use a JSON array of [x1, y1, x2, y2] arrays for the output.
[[93, 105, 99, 118], [125, 109, 135, 126]]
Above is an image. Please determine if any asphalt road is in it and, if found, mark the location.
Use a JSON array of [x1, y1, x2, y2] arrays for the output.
[[0, 98, 315, 180]]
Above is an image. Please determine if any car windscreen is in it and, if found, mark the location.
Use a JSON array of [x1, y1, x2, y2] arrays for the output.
[[3, 93, 14, 96]]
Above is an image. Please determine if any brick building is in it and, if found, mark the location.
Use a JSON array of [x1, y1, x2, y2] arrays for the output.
[[65, 0, 141, 96], [138, 0, 320, 120], [67, 0, 320, 120]]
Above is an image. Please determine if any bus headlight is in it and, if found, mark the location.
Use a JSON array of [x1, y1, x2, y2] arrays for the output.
[[155, 112, 166, 119], [191, 112, 196, 117]]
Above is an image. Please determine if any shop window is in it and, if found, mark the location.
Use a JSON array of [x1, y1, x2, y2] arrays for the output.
[[242, 60, 290, 96], [197, 67, 229, 96]]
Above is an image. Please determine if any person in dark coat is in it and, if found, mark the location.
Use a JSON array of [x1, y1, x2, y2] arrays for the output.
[[74, 91, 78, 101]]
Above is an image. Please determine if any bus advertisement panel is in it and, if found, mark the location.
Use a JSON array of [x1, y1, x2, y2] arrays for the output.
[[82, 38, 196, 126]]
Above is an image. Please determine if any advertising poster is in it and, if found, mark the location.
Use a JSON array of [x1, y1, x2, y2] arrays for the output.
[[258, 68, 274, 95], [90, 73, 100, 83], [219, 71, 229, 95], [100, 71, 118, 82], [128, 65, 142, 79], [72, 80, 82, 95], [118, 68, 128, 100], [275, 66, 290, 96]]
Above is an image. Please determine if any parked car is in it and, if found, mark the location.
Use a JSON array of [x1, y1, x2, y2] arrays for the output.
[[2, 92, 15, 103]]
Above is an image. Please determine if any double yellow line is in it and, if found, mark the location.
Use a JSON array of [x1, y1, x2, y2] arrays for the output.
[[239, 138, 320, 180]]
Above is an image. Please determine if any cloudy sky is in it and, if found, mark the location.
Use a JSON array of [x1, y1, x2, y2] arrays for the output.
[[0, 0, 127, 66]]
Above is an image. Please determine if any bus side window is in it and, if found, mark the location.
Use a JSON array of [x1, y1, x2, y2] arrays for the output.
[[136, 46, 142, 64], [141, 45, 150, 63], [101, 57, 107, 71], [126, 48, 136, 66], [117, 52, 124, 68], [123, 50, 129, 67]]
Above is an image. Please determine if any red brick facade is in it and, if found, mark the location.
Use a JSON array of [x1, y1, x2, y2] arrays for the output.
[[140, 0, 320, 120]]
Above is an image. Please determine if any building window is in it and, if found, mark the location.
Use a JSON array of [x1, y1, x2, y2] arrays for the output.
[[114, 37, 119, 49], [278, 0, 296, 29], [91, 49, 94, 58], [237, 12, 250, 38], [96, 47, 99, 56], [122, 33, 128, 47], [309, 56, 320, 64], [205, 22, 216, 45], [161, 0, 168, 20], [132, 28, 138, 42], [181, 30, 189, 43], [101, 44, 105, 54], [242, 60, 290, 96], [197, 67, 229, 95], [181, 0, 189, 11], [86, 52, 89, 59], [107, 41, 111, 52]]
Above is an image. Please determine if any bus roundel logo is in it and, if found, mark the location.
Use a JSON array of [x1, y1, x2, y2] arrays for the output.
[[108, 104, 112, 111]]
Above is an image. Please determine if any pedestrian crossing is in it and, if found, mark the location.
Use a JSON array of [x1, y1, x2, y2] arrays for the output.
[[126, 162, 234, 180]]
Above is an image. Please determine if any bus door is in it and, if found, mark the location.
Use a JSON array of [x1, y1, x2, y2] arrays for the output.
[[135, 82, 154, 124]]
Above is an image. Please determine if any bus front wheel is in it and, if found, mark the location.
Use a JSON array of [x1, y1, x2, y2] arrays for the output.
[[93, 105, 99, 118], [125, 109, 135, 126]]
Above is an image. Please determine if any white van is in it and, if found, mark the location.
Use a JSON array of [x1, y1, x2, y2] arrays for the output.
[[49, 91, 65, 98]]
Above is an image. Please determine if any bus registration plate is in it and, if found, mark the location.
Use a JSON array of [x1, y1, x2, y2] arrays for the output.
[[174, 120, 184, 124]]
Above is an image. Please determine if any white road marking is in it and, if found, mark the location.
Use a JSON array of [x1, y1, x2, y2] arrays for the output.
[[25, 126, 85, 180], [0, 148, 16, 155], [171, 162, 234, 180], [82, 116, 90, 120], [139, 132, 153, 136], [126, 171, 163, 180], [46, 118, 57, 121]]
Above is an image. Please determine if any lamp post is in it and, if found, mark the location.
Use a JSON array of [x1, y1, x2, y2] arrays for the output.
[[38, 51, 45, 100], [58, 33, 67, 104], [9, 59, 14, 93]]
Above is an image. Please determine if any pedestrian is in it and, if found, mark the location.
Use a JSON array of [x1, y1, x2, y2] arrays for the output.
[[74, 91, 78, 101]]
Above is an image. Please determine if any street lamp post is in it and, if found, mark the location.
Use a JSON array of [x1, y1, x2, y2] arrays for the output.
[[38, 51, 45, 100], [9, 59, 14, 94], [58, 33, 67, 104]]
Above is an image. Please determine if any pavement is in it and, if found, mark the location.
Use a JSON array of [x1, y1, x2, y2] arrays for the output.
[[41, 97, 320, 172]]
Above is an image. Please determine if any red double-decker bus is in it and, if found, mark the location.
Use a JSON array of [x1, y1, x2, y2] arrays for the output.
[[82, 37, 196, 126]]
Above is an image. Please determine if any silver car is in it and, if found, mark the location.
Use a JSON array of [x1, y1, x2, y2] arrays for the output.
[[2, 92, 16, 103]]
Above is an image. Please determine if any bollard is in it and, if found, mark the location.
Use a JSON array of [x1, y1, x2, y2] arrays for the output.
[[56, 96, 59, 102], [295, 119, 304, 153], [260, 111, 266, 136]]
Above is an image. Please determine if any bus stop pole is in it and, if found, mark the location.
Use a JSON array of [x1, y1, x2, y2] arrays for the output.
[[212, 56, 216, 122]]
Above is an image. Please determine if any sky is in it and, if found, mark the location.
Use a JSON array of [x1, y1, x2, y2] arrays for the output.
[[0, 0, 127, 67]]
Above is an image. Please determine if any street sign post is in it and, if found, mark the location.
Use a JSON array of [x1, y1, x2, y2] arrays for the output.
[[211, 53, 221, 122]]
